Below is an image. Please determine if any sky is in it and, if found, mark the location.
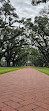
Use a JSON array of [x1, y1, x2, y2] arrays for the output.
[[10, 0, 49, 22]]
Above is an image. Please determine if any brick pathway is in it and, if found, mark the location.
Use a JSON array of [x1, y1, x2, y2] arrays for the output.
[[0, 67, 49, 111]]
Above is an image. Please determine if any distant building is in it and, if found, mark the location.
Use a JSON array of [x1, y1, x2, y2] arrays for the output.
[[26, 61, 33, 66]]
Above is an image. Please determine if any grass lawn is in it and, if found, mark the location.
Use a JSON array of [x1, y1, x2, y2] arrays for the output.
[[32, 67, 49, 76], [0, 66, 26, 74]]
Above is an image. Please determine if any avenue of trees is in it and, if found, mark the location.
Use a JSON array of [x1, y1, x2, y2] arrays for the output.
[[0, 0, 49, 67]]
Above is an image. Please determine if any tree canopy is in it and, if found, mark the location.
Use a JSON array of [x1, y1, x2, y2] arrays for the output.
[[0, 0, 28, 67], [32, 0, 47, 5]]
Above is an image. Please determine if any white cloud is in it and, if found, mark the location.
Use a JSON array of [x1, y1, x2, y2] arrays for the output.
[[10, 0, 49, 22]]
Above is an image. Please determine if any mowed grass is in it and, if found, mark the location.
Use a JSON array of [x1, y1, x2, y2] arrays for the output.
[[33, 67, 49, 75], [0, 66, 26, 74]]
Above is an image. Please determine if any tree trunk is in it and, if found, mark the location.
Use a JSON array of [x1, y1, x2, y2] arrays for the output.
[[7, 60, 10, 67], [0, 61, 1, 67], [12, 61, 15, 67]]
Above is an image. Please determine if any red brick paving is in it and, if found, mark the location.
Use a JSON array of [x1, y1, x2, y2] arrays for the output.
[[0, 67, 49, 111]]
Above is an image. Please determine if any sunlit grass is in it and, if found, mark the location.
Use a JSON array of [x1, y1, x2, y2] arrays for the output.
[[32, 67, 49, 75], [0, 66, 26, 74]]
